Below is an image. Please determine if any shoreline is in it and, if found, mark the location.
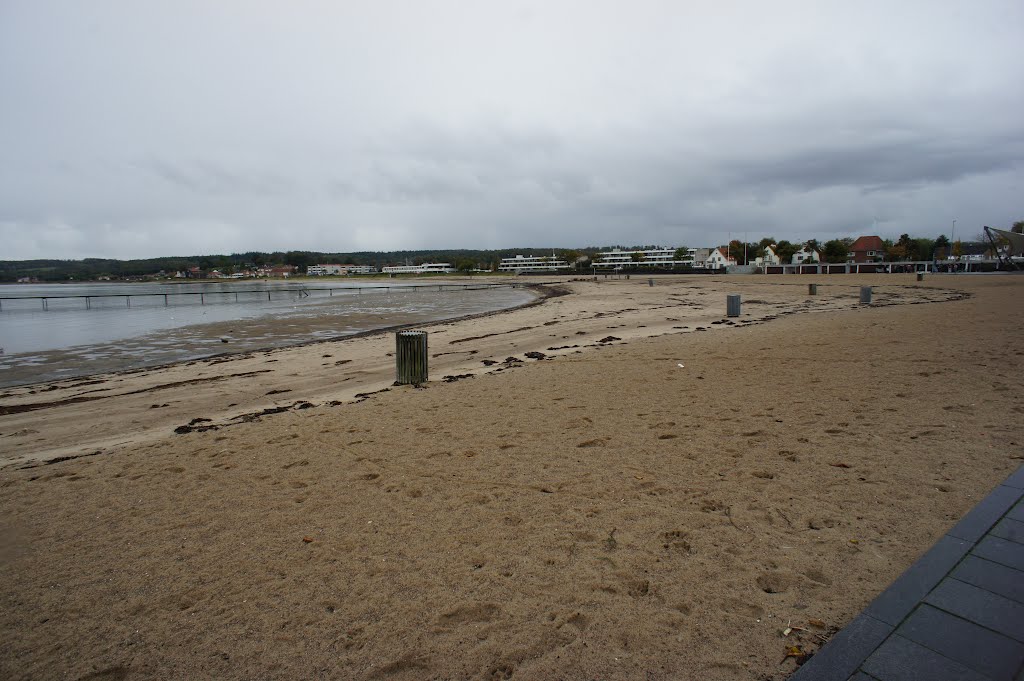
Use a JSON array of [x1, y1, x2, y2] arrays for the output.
[[1, 274, 1020, 680], [0, 281, 557, 390]]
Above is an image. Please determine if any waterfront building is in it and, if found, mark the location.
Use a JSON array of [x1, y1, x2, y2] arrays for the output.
[[497, 254, 570, 273], [593, 247, 695, 269], [308, 264, 378, 275], [381, 263, 454, 275]]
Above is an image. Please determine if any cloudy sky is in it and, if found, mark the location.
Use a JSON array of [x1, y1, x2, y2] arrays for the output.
[[1, 1, 1022, 260]]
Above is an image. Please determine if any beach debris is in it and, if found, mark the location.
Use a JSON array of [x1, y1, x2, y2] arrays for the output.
[[597, 336, 620, 343], [603, 528, 618, 551], [677, 363, 685, 368], [808, 618, 826, 629], [442, 374, 473, 383], [502, 356, 522, 364], [481, 359, 498, 366], [524, 351, 547, 360], [266, 388, 292, 395], [220, 337, 229, 343], [302, 536, 314, 543], [830, 462, 851, 468], [781, 645, 809, 665]]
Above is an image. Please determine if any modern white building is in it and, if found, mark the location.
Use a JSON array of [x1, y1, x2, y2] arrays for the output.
[[307, 264, 378, 275], [381, 263, 454, 275], [498, 254, 570, 273], [593, 247, 695, 269]]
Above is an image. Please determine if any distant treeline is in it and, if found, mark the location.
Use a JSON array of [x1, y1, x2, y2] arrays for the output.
[[0, 248, 570, 282]]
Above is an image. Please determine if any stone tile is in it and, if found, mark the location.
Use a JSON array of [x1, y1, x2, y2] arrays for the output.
[[847, 673, 880, 680], [863, 535, 970, 626], [1002, 465, 1024, 490], [952, 555, 1024, 605], [1009, 499, 1024, 524], [991, 517, 1024, 545], [973, 535, 1024, 571], [789, 614, 892, 681], [896, 604, 1024, 679], [925, 578, 1024, 643], [948, 485, 1024, 542], [861, 635, 990, 681]]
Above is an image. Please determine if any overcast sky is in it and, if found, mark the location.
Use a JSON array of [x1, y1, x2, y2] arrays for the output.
[[1, 1, 1022, 260]]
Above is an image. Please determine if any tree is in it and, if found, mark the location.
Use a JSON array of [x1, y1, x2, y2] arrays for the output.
[[952, 240, 964, 259], [774, 240, 798, 264], [673, 247, 689, 262], [562, 250, 581, 269], [823, 238, 851, 263], [630, 251, 645, 263], [455, 258, 475, 273], [1013, 221, 1024, 234]]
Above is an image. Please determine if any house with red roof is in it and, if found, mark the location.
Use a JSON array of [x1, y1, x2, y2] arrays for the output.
[[847, 235, 886, 263], [704, 247, 736, 271]]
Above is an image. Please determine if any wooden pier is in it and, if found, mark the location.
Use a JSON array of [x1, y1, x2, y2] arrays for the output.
[[0, 282, 529, 311]]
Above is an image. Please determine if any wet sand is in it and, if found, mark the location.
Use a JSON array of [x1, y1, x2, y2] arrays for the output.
[[1, 274, 1021, 680]]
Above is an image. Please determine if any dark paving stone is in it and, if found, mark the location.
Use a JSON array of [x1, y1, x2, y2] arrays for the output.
[[790, 614, 892, 681], [861, 635, 990, 680], [952, 555, 1024, 605], [948, 485, 1024, 542], [925, 578, 1024, 643], [1003, 465, 1024, 490], [896, 604, 1024, 679], [863, 535, 970, 626], [973, 535, 1024, 571], [991, 517, 1024, 545], [847, 673, 880, 680], [1009, 499, 1024, 524]]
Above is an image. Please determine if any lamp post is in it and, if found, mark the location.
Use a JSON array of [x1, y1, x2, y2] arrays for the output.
[[951, 219, 956, 260]]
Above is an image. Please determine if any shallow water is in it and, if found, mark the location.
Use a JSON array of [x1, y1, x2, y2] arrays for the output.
[[0, 281, 535, 387]]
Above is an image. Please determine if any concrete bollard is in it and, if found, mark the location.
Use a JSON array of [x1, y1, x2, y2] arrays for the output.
[[916, 272, 924, 282], [860, 287, 872, 304], [395, 331, 428, 385], [727, 294, 741, 317], [808, 283, 817, 295], [648, 278, 654, 287]]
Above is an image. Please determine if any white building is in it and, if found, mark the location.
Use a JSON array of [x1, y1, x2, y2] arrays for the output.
[[754, 245, 781, 267], [791, 245, 821, 265], [704, 247, 736, 270], [593, 247, 695, 269], [308, 264, 377, 275], [381, 263, 454, 275], [498, 254, 570, 273]]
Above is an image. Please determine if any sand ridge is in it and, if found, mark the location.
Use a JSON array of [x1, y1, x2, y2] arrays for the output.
[[2, 274, 1020, 680]]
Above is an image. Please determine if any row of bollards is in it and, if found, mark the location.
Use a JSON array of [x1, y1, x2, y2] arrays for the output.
[[395, 284, 878, 383]]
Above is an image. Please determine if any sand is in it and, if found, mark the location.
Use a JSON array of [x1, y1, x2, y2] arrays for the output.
[[1, 274, 1021, 680]]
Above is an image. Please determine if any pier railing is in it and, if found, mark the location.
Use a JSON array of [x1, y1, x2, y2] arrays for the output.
[[0, 282, 530, 311]]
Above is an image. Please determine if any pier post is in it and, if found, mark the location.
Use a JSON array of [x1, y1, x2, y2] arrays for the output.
[[860, 286, 872, 304], [164, 294, 168, 306], [727, 294, 741, 317], [916, 272, 924, 282], [648, 278, 654, 287], [808, 283, 817, 295], [395, 331, 429, 385]]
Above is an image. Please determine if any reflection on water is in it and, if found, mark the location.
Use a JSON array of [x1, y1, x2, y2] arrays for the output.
[[0, 281, 535, 387]]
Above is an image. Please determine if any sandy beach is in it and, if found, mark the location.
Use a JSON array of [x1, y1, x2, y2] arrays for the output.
[[1, 274, 1021, 680]]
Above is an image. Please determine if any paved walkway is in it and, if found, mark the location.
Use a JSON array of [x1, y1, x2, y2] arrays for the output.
[[792, 465, 1024, 681]]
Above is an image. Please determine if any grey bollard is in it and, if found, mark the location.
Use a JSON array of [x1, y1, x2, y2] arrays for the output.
[[648, 278, 654, 287], [916, 272, 924, 282], [727, 294, 741, 317], [395, 330, 428, 385], [808, 283, 817, 295], [860, 286, 872, 304]]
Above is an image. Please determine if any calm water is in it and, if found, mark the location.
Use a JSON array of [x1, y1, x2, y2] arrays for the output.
[[0, 281, 535, 387]]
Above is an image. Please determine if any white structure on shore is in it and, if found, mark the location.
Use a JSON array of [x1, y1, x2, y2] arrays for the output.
[[307, 264, 378, 275], [703, 247, 735, 270], [593, 247, 694, 269], [498, 254, 570, 273], [791, 245, 821, 265], [381, 263, 454, 275]]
